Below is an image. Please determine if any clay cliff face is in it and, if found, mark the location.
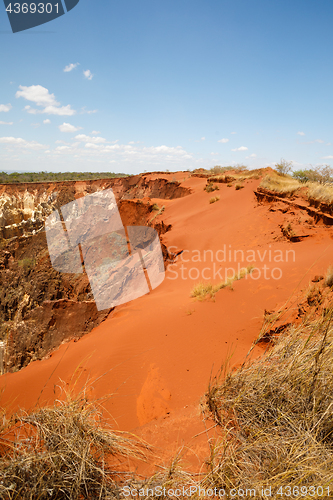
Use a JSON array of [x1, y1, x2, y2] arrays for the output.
[[0, 176, 189, 372]]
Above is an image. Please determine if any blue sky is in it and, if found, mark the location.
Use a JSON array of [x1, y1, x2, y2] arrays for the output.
[[1, 0, 333, 174]]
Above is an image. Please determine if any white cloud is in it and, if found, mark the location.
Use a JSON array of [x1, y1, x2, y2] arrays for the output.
[[43, 119, 51, 124], [91, 130, 100, 135], [16, 85, 58, 107], [80, 107, 98, 114], [0, 104, 12, 112], [27, 104, 75, 116], [201, 137, 205, 141], [297, 131, 305, 136], [0, 121, 13, 125], [75, 134, 106, 144], [230, 131, 236, 134], [83, 70, 93, 80], [218, 138, 229, 143], [231, 146, 248, 151], [63, 63, 79, 73], [0, 136, 47, 150], [16, 85, 76, 116], [322, 156, 333, 159], [303, 139, 325, 145], [248, 153, 257, 158], [59, 122, 82, 133]]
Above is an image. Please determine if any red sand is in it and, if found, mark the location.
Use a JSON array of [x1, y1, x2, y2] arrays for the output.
[[1, 174, 333, 471]]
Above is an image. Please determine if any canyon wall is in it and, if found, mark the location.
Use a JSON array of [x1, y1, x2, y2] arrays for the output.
[[0, 176, 189, 372]]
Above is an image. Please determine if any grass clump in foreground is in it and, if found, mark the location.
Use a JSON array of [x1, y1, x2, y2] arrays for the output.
[[209, 196, 220, 204], [204, 308, 333, 496], [190, 265, 254, 301], [0, 393, 148, 499]]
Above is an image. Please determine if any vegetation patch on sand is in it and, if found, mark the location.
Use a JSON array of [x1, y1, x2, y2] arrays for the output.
[[307, 182, 333, 205], [205, 305, 333, 496], [190, 265, 254, 301], [0, 391, 148, 499], [204, 183, 219, 193], [259, 172, 302, 196]]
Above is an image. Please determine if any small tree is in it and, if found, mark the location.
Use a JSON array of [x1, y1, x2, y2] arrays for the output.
[[275, 158, 293, 176]]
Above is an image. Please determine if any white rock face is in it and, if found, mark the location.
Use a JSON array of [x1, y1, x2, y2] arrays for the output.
[[0, 189, 57, 238]]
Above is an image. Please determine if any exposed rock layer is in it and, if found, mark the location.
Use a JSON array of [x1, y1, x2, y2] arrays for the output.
[[0, 176, 188, 372]]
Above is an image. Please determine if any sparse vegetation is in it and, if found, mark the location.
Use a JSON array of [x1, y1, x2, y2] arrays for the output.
[[204, 304, 333, 496], [325, 266, 333, 288], [259, 173, 302, 195], [0, 391, 148, 499], [152, 203, 160, 211], [190, 266, 254, 301], [307, 182, 333, 204], [209, 166, 231, 175], [209, 196, 220, 204], [275, 158, 293, 176], [235, 183, 244, 190], [204, 183, 219, 193], [18, 257, 36, 272], [281, 222, 295, 239], [293, 165, 333, 185], [149, 205, 165, 224]]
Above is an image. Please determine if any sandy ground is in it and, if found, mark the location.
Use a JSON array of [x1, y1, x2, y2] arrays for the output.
[[1, 172, 333, 472]]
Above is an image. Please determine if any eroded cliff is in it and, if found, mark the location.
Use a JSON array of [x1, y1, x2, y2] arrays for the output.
[[0, 175, 189, 372]]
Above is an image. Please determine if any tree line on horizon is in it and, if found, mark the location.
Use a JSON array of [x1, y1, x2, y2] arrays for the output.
[[0, 171, 130, 184]]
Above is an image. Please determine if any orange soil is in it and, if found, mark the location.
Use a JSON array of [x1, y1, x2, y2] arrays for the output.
[[1, 173, 333, 472]]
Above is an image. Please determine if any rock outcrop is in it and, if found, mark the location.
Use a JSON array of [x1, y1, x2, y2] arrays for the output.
[[0, 176, 189, 372]]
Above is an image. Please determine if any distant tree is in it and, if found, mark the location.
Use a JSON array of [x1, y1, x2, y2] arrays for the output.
[[275, 159, 293, 176], [292, 165, 333, 184]]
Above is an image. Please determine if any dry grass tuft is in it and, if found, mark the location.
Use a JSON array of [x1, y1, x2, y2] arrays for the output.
[[149, 205, 165, 225], [190, 266, 254, 301], [204, 307, 333, 496], [204, 183, 219, 193], [235, 183, 244, 190], [259, 173, 302, 195], [0, 392, 149, 499], [325, 266, 333, 288], [307, 182, 333, 205], [209, 196, 220, 204]]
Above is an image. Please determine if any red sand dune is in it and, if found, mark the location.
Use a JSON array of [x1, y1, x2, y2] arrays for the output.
[[1, 173, 333, 470]]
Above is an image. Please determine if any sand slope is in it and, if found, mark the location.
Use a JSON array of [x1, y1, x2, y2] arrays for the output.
[[1, 172, 333, 469]]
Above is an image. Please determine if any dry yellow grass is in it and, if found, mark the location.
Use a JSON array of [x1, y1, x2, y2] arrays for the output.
[[209, 196, 220, 204], [307, 181, 333, 204], [204, 306, 333, 496], [190, 265, 254, 301], [0, 390, 149, 499], [259, 173, 302, 195]]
